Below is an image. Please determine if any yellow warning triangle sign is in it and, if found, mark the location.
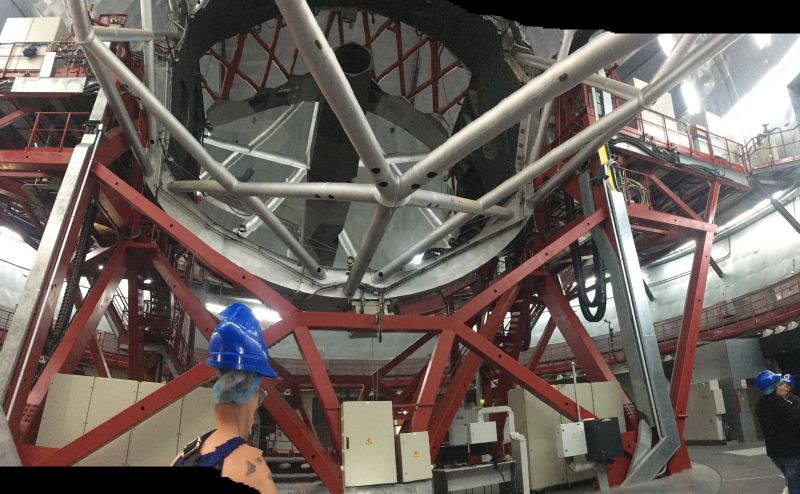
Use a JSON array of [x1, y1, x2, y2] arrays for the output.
[[412, 450, 420, 459], [366, 438, 373, 446]]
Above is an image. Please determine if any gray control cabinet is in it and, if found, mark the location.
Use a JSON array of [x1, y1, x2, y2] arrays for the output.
[[342, 401, 397, 487]]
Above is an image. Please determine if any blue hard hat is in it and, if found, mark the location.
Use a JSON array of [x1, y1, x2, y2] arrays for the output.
[[207, 303, 277, 378], [755, 370, 795, 394], [756, 370, 782, 394]]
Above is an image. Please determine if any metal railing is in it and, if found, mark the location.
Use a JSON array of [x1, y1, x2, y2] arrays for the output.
[[743, 123, 800, 171], [531, 270, 800, 367], [25, 112, 90, 151], [619, 108, 746, 172]]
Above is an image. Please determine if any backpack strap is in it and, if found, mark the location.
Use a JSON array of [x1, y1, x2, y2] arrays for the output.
[[174, 430, 215, 467]]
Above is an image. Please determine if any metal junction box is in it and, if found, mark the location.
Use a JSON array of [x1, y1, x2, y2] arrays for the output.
[[396, 431, 432, 482], [555, 422, 587, 458], [342, 401, 397, 487], [468, 421, 497, 445]]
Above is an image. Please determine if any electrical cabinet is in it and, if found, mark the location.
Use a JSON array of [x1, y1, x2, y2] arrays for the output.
[[468, 421, 497, 445], [342, 401, 397, 487], [508, 381, 626, 490], [396, 431, 432, 482], [555, 422, 587, 458]]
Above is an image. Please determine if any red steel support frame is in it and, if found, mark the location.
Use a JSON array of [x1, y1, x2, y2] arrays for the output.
[[16, 244, 127, 442], [668, 179, 721, 474]]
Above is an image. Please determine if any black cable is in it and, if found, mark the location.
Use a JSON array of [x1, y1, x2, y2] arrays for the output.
[[564, 191, 607, 322]]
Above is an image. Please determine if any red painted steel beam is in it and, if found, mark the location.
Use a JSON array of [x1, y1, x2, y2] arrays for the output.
[[218, 33, 250, 98], [0, 107, 31, 129], [149, 251, 218, 340], [359, 332, 435, 401], [647, 173, 703, 221], [428, 288, 519, 458], [16, 244, 126, 442], [409, 331, 454, 431], [92, 165, 297, 316], [627, 203, 717, 233], [445, 319, 594, 420], [88, 334, 110, 378], [293, 327, 342, 457], [261, 380, 342, 493], [35, 363, 216, 466], [454, 209, 608, 323], [540, 275, 618, 383], [0, 150, 73, 169], [668, 180, 720, 474], [528, 318, 557, 370]]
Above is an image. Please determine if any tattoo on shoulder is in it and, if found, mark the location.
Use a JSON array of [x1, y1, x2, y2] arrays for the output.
[[246, 460, 256, 476]]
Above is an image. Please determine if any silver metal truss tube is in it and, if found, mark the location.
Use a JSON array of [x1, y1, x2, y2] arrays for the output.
[[94, 27, 179, 42], [516, 54, 640, 101], [338, 230, 357, 258], [420, 208, 443, 228], [398, 33, 656, 197], [480, 33, 741, 210], [652, 33, 700, 82], [374, 212, 471, 282], [171, 180, 513, 218], [200, 103, 306, 179], [65, 2, 327, 279], [343, 206, 394, 296], [83, 51, 154, 177], [531, 30, 576, 161], [140, 0, 158, 147], [375, 34, 739, 281], [241, 169, 307, 236], [203, 140, 308, 170], [274, 0, 398, 199]]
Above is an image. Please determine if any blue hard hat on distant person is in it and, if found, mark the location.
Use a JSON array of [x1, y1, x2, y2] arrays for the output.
[[207, 303, 277, 378], [755, 370, 793, 394]]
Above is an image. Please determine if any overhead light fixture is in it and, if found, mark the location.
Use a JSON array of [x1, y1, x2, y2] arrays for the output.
[[681, 82, 701, 115], [658, 34, 676, 55], [753, 34, 771, 49], [143, 278, 152, 285], [410, 253, 424, 266], [98, 264, 104, 270]]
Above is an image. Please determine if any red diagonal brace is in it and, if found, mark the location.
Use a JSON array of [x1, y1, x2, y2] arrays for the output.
[[528, 318, 556, 370], [262, 380, 342, 493], [647, 174, 703, 221], [428, 287, 519, 458], [92, 165, 297, 316], [540, 275, 617, 383], [409, 331, 454, 431], [455, 209, 608, 322], [293, 327, 342, 457], [149, 250, 218, 340], [15, 243, 126, 442], [88, 334, 110, 378]]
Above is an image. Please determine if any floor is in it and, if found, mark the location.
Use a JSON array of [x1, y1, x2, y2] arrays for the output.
[[275, 441, 789, 493], [556, 441, 787, 494]]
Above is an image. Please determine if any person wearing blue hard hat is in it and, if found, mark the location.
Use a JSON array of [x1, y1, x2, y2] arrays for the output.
[[172, 303, 278, 494], [755, 370, 800, 494]]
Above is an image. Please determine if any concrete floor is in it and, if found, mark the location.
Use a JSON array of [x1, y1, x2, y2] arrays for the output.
[[275, 441, 789, 493], [556, 441, 787, 494]]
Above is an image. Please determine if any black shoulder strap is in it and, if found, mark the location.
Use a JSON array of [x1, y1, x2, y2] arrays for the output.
[[176, 429, 216, 467]]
